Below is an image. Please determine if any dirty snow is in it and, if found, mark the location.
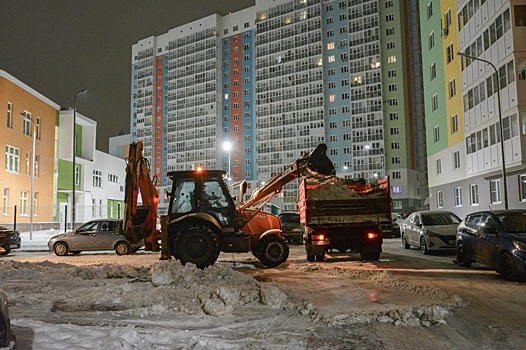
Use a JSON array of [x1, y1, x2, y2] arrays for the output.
[[0, 231, 463, 349]]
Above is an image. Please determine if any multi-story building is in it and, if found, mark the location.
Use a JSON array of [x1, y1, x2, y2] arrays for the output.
[[131, 0, 428, 214], [0, 70, 60, 228], [57, 110, 126, 230], [422, 0, 526, 217]]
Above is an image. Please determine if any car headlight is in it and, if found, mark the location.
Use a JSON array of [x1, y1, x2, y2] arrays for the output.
[[513, 241, 526, 252]]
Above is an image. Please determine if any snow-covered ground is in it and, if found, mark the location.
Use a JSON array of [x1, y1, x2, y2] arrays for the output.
[[1, 231, 461, 350]]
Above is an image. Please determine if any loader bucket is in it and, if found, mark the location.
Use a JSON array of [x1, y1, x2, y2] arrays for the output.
[[304, 143, 335, 176]]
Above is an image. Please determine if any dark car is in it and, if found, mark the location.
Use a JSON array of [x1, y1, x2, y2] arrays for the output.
[[0, 289, 16, 349], [400, 211, 461, 254], [380, 213, 403, 238], [48, 219, 142, 256], [456, 210, 526, 280], [278, 212, 303, 244], [0, 226, 21, 256]]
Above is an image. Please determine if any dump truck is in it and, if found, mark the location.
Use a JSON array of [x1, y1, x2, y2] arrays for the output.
[[300, 175, 391, 262], [123, 142, 334, 268]]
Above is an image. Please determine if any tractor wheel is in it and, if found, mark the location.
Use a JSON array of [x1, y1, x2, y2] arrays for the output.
[[173, 222, 220, 269], [255, 234, 289, 268]]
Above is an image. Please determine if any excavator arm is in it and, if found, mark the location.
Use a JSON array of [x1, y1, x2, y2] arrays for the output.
[[123, 142, 160, 251], [236, 144, 334, 227]]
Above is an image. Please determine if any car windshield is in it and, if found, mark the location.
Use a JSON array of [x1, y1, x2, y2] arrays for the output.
[[422, 213, 461, 226], [498, 212, 526, 233], [280, 214, 299, 224]]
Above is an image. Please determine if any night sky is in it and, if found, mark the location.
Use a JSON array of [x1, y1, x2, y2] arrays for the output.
[[0, 0, 254, 152]]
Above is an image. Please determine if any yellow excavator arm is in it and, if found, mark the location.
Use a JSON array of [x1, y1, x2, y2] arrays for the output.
[[235, 144, 334, 227]]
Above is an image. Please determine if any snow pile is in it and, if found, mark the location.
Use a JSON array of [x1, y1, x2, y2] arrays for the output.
[[291, 263, 464, 327]]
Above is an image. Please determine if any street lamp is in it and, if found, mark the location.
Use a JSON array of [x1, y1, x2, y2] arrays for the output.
[[20, 112, 36, 240], [457, 52, 508, 209], [223, 141, 232, 181], [72, 89, 87, 230]]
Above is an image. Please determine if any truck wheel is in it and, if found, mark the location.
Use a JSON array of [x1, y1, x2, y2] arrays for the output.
[[174, 222, 220, 269], [255, 234, 289, 268]]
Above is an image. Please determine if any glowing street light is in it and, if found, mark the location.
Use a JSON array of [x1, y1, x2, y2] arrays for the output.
[[457, 52, 508, 209], [223, 141, 232, 181]]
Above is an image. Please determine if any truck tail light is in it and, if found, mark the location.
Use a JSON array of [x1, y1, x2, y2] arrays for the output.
[[311, 234, 326, 241], [367, 232, 380, 240]]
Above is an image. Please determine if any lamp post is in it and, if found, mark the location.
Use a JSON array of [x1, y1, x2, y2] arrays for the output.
[[457, 52, 508, 209], [72, 89, 87, 230], [20, 112, 36, 240], [223, 141, 232, 182]]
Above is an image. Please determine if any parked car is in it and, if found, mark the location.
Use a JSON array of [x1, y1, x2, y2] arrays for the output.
[[48, 219, 142, 256], [0, 289, 16, 349], [401, 211, 461, 254], [278, 212, 303, 244], [380, 213, 403, 238], [456, 210, 526, 280], [0, 226, 21, 256]]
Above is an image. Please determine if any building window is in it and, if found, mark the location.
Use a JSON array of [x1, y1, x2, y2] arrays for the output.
[[454, 187, 462, 207], [520, 175, 526, 202], [386, 14, 394, 22], [490, 180, 501, 204], [436, 158, 442, 174], [7, 102, 13, 128], [75, 165, 80, 186], [3, 188, 9, 215], [23, 112, 31, 136], [470, 184, 479, 206], [449, 79, 456, 99], [427, 1, 433, 19], [93, 170, 102, 188], [432, 94, 439, 112], [451, 114, 458, 134], [437, 190, 443, 208], [392, 156, 401, 164], [390, 112, 399, 120], [434, 126, 440, 143], [20, 191, 28, 215], [385, 0, 393, 8], [446, 44, 454, 63], [386, 28, 395, 36], [430, 63, 436, 80], [387, 42, 395, 50], [453, 151, 460, 169], [387, 55, 397, 63], [5, 146, 20, 173], [392, 171, 401, 179], [429, 32, 435, 50]]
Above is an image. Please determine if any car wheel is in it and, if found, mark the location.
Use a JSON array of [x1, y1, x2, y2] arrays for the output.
[[174, 222, 220, 269], [53, 242, 69, 256], [115, 242, 131, 255], [420, 237, 428, 255], [456, 243, 472, 267], [255, 234, 289, 268], [401, 233, 410, 249], [499, 252, 517, 281], [0, 246, 11, 255], [306, 254, 315, 262], [315, 253, 325, 262]]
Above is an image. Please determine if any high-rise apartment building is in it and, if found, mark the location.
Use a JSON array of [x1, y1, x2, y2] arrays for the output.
[[131, 0, 427, 213], [421, 0, 526, 217]]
